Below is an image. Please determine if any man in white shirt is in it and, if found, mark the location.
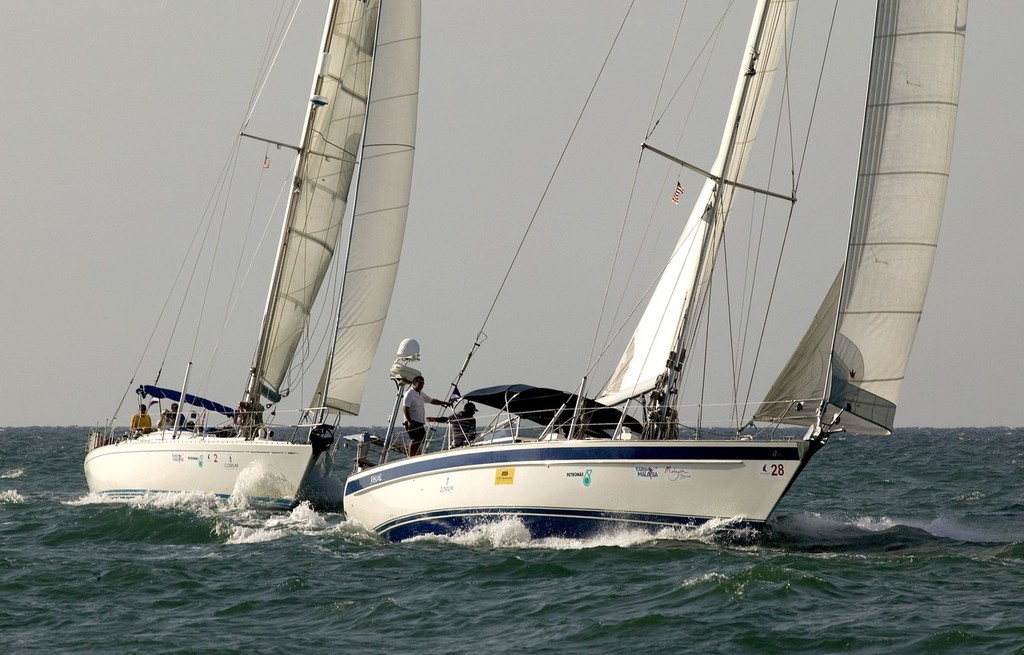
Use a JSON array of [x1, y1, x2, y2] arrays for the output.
[[403, 376, 449, 456]]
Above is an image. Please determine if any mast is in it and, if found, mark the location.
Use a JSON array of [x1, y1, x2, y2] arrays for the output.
[[634, 0, 797, 438], [242, 1, 342, 428]]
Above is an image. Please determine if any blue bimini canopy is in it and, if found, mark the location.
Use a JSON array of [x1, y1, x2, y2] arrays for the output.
[[464, 384, 642, 439], [137, 385, 235, 418]]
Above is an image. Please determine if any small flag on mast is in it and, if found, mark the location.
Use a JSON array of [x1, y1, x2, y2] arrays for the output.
[[263, 156, 271, 169], [671, 181, 684, 204]]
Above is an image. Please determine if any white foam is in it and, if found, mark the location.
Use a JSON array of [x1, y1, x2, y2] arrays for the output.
[[1, 468, 24, 479], [0, 489, 24, 503], [403, 516, 745, 550], [230, 462, 294, 504]]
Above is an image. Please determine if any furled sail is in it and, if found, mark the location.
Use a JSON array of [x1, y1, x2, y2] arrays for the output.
[[253, 0, 420, 415], [755, 0, 967, 435], [598, 0, 797, 407], [320, 1, 421, 415]]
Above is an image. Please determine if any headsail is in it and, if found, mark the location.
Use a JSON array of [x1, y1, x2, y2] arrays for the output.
[[251, 0, 420, 415], [320, 1, 421, 415], [598, 0, 797, 408], [755, 0, 967, 434]]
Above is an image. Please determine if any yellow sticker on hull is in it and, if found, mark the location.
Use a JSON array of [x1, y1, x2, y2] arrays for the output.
[[495, 468, 515, 485]]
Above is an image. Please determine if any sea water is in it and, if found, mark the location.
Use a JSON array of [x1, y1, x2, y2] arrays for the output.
[[1, 426, 1022, 654]]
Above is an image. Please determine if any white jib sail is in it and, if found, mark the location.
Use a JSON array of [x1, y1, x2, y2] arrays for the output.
[[598, 0, 797, 407], [256, 0, 420, 415], [755, 0, 967, 434], [321, 0, 421, 415]]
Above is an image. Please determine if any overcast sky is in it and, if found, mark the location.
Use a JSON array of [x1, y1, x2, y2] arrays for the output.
[[1, 1, 1020, 430]]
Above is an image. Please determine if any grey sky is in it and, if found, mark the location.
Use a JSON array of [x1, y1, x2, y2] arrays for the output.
[[1, 1, 1020, 429]]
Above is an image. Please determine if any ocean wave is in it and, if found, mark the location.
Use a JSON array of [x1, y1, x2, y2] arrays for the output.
[[0, 489, 24, 503]]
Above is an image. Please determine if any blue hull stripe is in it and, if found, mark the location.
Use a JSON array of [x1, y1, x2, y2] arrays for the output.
[[345, 442, 803, 494], [376, 506, 765, 541]]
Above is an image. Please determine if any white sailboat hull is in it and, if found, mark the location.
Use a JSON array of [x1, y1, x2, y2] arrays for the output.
[[343, 439, 819, 540], [84, 430, 315, 509]]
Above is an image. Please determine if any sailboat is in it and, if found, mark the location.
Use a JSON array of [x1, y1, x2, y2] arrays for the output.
[[343, 0, 967, 540], [85, 0, 422, 509]]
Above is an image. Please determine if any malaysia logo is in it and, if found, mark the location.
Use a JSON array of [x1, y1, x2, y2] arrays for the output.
[[635, 466, 658, 479]]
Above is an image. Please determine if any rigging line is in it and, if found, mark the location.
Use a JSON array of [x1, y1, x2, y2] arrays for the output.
[[586, 149, 645, 374], [156, 134, 248, 374], [795, 0, 839, 188], [593, 3, 722, 378], [699, 5, 784, 430], [593, 6, 753, 383], [200, 143, 274, 393], [728, 2, 791, 417], [188, 138, 240, 370], [242, 0, 305, 131], [743, 1, 838, 423], [471, 0, 637, 345], [680, 1, 789, 428], [646, 1, 690, 136], [647, 0, 738, 141], [590, 7, 734, 379], [206, 167, 293, 390], [739, 1, 800, 421], [743, 202, 798, 415]]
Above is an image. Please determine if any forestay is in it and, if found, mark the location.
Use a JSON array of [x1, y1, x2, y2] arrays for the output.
[[755, 0, 967, 434], [255, 0, 420, 415], [598, 0, 798, 407]]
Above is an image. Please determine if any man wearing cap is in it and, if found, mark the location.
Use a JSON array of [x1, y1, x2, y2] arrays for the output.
[[158, 403, 183, 430], [403, 376, 449, 456], [430, 402, 478, 449]]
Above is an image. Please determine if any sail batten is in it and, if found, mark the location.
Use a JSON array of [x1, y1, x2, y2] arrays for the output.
[[755, 0, 967, 435], [319, 0, 421, 415], [248, 0, 420, 416]]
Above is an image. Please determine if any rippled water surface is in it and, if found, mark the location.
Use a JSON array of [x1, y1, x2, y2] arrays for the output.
[[2, 427, 1022, 654]]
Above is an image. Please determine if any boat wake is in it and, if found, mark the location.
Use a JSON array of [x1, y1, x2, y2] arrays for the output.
[[68, 489, 352, 546], [401, 516, 755, 550], [229, 463, 296, 508], [764, 511, 1014, 551], [69, 489, 222, 510], [221, 502, 333, 544]]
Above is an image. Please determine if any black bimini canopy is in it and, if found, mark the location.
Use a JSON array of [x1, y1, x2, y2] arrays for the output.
[[463, 384, 642, 439]]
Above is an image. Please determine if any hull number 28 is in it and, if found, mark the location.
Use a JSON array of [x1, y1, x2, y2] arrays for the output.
[[762, 463, 786, 477]]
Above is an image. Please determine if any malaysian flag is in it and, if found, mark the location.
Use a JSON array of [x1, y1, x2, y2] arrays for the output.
[[671, 181, 684, 204]]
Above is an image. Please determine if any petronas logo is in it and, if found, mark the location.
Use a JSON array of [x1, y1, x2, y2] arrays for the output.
[[583, 469, 592, 487]]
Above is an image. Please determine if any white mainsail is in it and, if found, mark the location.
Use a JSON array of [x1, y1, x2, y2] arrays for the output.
[[755, 0, 967, 434], [252, 0, 420, 415], [598, 0, 797, 407]]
